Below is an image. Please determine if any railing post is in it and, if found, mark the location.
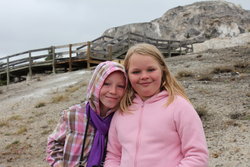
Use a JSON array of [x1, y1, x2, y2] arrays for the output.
[[168, 41, 171, 57], [87, 41, 91, 69], [6, 56, 10, 85], [52, 46, 56, 74], [28, 51, 32, 79], [69, 44, 72, 72], [108, 45, 112, 61]]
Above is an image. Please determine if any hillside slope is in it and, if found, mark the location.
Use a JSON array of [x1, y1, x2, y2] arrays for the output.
[[0, 36, 249, 166]]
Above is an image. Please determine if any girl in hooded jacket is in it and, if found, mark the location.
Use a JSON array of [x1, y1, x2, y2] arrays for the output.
[[104, 43, 209, 167], [46, 61, 127, 167]]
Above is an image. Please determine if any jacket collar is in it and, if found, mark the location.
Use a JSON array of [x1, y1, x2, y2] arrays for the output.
[[133, 90, 169, 104]]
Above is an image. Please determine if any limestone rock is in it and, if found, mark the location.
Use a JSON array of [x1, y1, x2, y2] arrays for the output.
[[103, 1, 250, 42]]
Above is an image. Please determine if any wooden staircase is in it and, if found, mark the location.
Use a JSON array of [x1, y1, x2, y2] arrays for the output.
[[0, 32, 194, 85], [76, 32, 193, 60]]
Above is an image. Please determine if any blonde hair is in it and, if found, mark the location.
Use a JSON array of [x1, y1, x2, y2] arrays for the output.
[[120, 43, 190, 112]]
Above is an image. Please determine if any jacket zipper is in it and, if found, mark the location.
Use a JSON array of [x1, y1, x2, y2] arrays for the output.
[[134, 103, 144, 167]]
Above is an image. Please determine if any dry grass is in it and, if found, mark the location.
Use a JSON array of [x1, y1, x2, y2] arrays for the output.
[[234, 62, 250, 73], [195, 105, 208, 119], [33, 111, 46, 117], [41, 129, 52, 135], [51, 94, 68, 103], [65, 81, 87, 93], [48, 80, 87, 104], [197, 88, 211, 95], [230, 112, 250, 120], [40, 124, 52, 135], [0, 119, 9, 127], [211, 66, 235, 74], [47, 119, 56, 125], [35, 102, 46, 108], [211, 151, 222, 158], [5, 140, 20, 149], [16, 126, 27, 135], [196, 74, 213, 81], [8, 115, 22, 121], [65, 85, 80, 93], [176, 70, 194, 79], [224, 120, 240, 127]]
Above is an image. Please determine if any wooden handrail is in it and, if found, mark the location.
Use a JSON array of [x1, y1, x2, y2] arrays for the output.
[[0, 32, 194, 85]]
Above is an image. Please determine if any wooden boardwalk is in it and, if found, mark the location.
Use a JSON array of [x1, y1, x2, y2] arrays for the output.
[[0, 32, 194, 85]]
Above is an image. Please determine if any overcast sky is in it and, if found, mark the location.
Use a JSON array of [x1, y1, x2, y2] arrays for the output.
[[0, 0, 249, 58]]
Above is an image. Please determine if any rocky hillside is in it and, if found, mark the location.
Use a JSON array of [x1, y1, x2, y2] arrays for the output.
[[0, 37, 249, 167], [103, 1, 250, 43], [0, 1, 250, 167]]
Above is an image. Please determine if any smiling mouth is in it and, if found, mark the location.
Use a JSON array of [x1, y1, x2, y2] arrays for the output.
[[106, 96, 118, 100], [140, 82, 151, 86]]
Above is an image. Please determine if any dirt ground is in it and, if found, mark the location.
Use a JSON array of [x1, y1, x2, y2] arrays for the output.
[[0, 36, 249, 167]]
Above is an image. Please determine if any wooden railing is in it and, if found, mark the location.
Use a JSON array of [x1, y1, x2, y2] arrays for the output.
[[78, 32, 194, 60], [0, 42, 90, 85], [0, 32, 194, 85]]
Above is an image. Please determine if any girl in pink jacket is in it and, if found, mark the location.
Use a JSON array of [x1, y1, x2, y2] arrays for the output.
[[105, 43, 209, 167]]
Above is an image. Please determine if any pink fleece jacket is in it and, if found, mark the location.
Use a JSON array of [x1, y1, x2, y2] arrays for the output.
[[105, 91, 208, 167]]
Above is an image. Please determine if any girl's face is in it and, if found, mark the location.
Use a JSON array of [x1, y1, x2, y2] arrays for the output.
[[128, 53, 162, 101], [99, 71, 126, 115]]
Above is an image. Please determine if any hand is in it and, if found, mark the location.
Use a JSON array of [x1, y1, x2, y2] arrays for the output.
[[54, 161, 64, 167]]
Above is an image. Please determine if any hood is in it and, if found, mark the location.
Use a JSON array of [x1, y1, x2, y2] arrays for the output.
[[86, 61, 127, 116]]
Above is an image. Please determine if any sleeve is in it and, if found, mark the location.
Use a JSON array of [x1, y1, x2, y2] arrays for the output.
[[104, 113, 122, 167], [46, 109, 68, 166], [174, 98, 209, 167]]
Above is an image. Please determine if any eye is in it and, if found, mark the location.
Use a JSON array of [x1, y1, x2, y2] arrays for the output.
[[103, 82, 110, 86], [147, 68, 155, 72], [131, 70, 140, 74], [118, 85, 125, 89]]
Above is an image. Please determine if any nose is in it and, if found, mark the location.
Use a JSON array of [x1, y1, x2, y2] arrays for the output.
[[109, 85, 117, 94], [141, 71, 149, 80]]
